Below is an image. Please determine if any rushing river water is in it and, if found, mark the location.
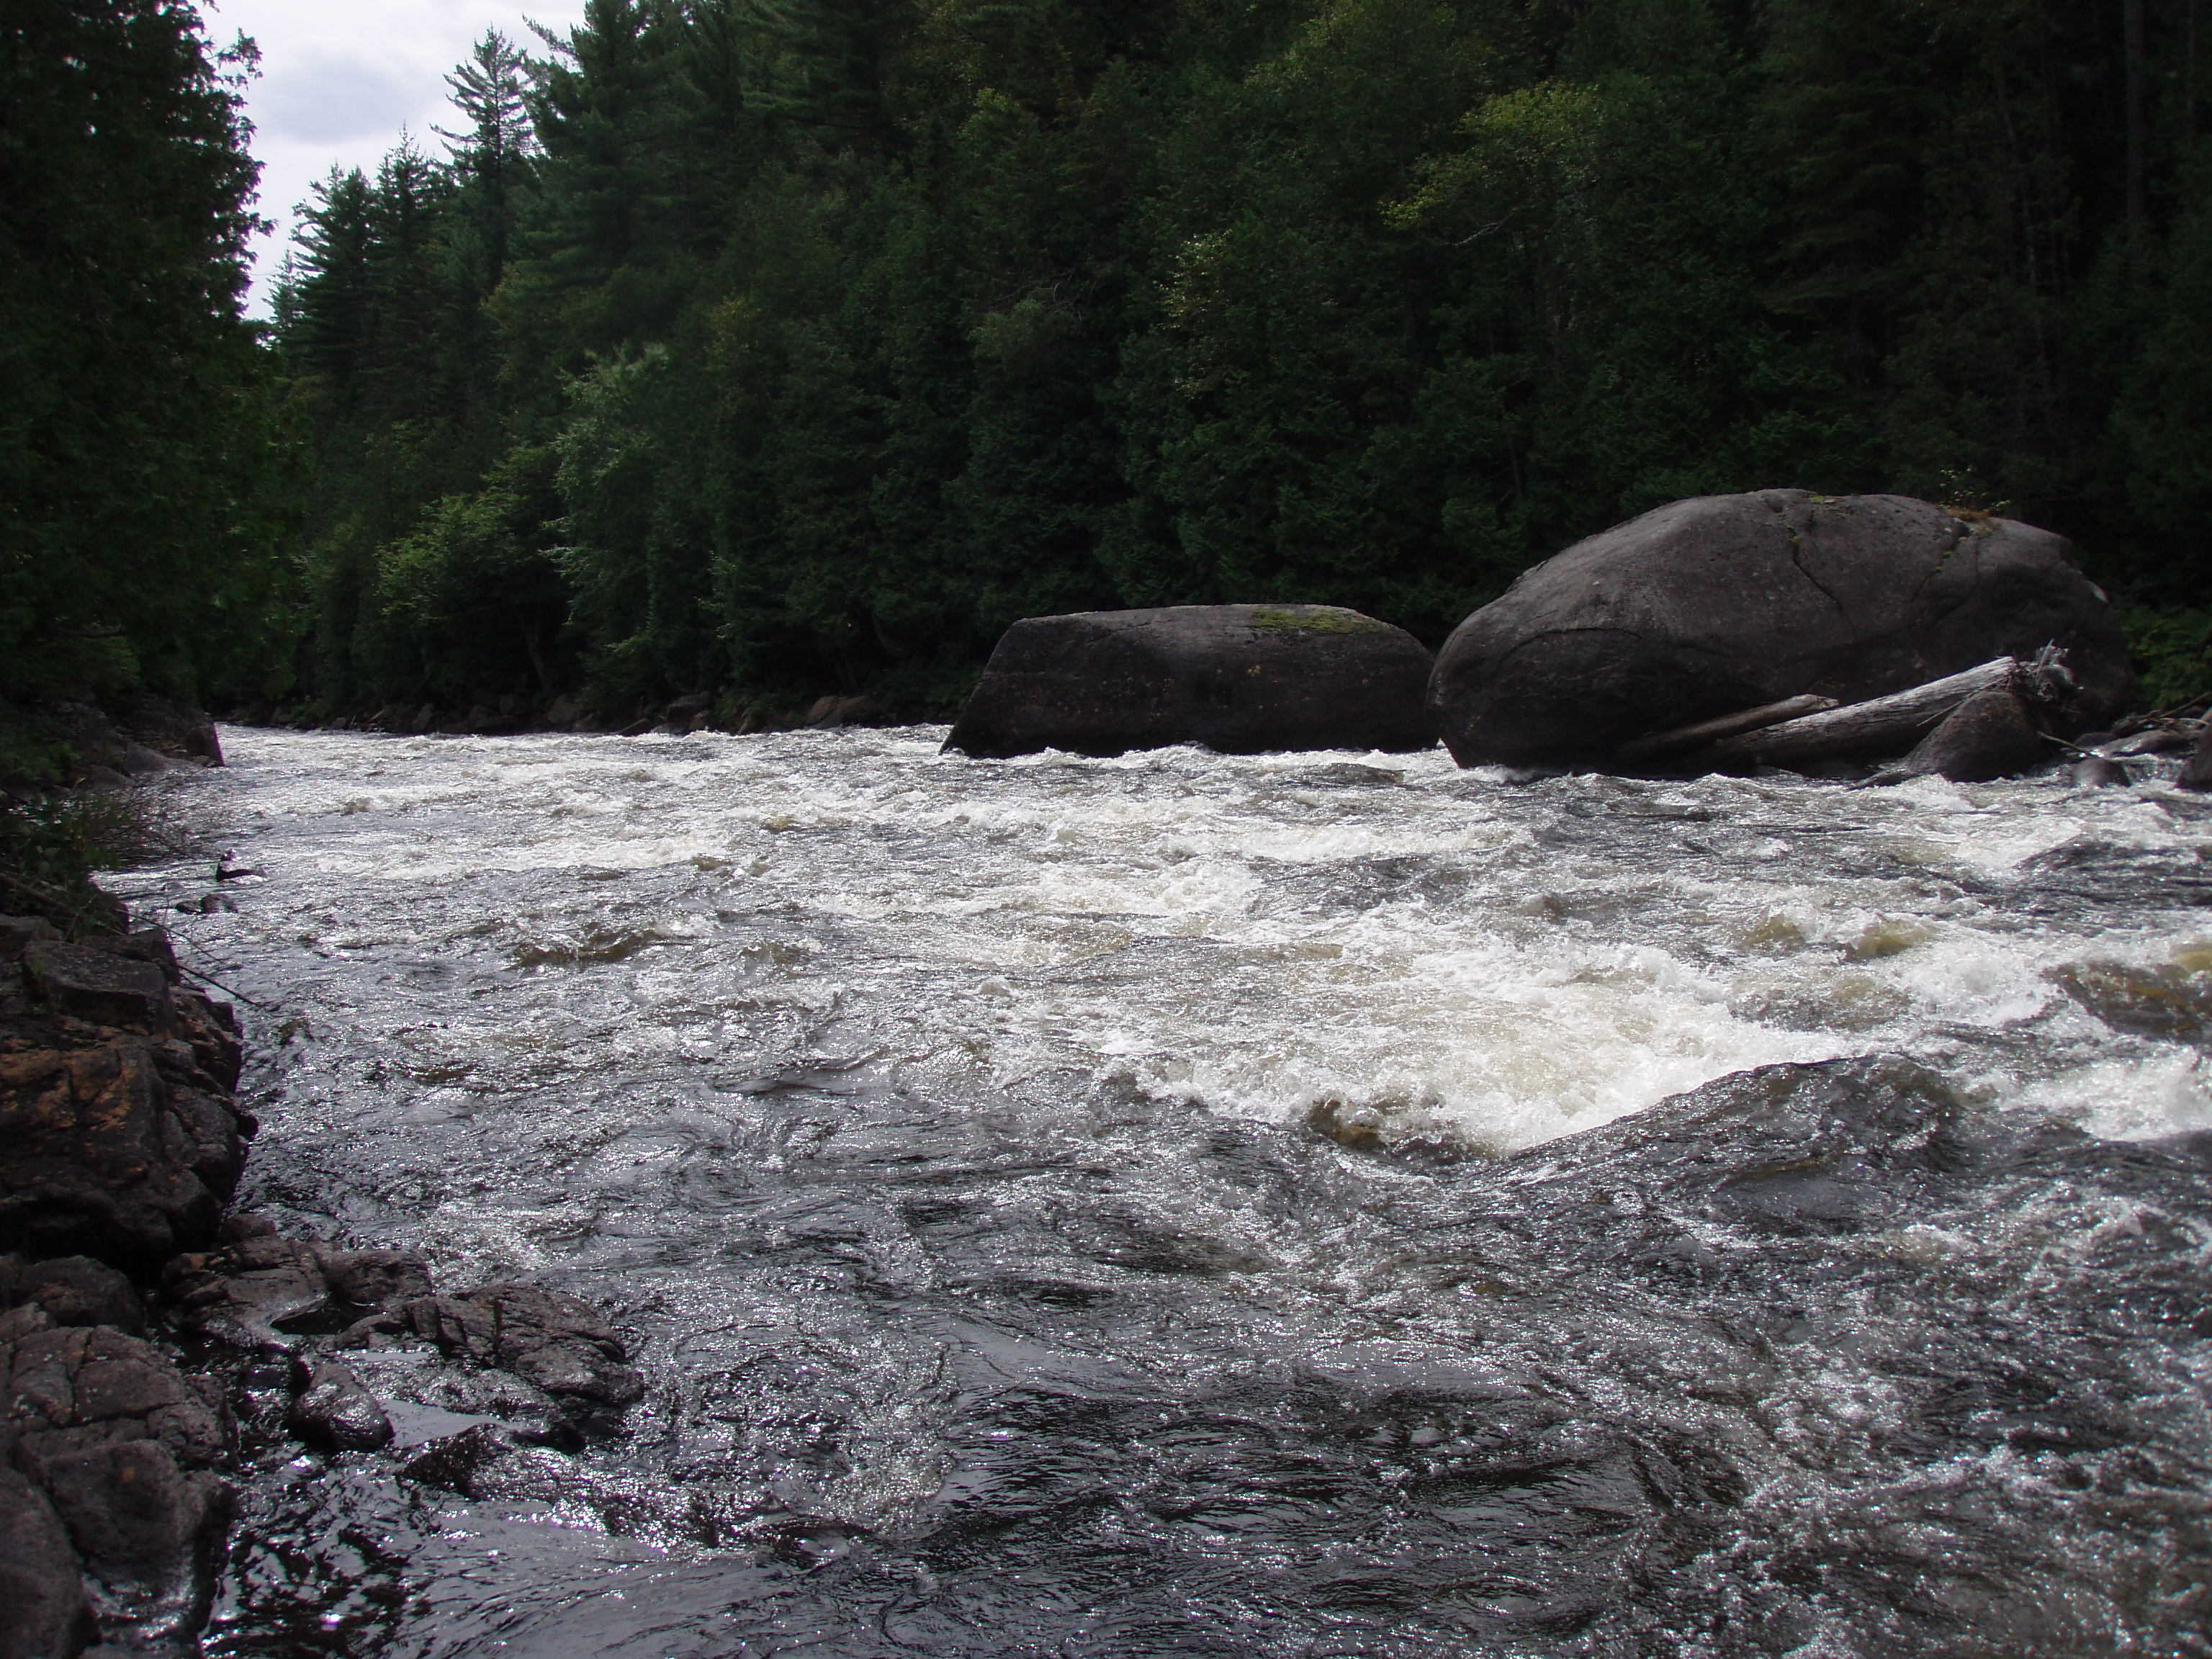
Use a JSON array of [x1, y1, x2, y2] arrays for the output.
[[115, 726, 2211, 1657]]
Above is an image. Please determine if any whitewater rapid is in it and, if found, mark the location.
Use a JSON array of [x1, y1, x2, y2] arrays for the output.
[[116, 727, 2212, 1657]]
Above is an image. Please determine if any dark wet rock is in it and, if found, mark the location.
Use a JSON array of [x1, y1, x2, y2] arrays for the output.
[[0, 1303, 53, 1342], [1879, 683, 2052, 783], [2107, 724, 2198, 757], [2046, 958, 2212, 1041], [946, 604, 1436, 759], [0, 1256, 145, 1336], [0, 917, 60, 966], [394, 1283, 644, 1408], [113, 743, 176, 778], [32, 696, 219, 788], [167, 988, 241, 1094], [113, 928, 179, 984], [2180, 721, 2212, 791], [338, 1343, 583, 1449], [107, 693, 222, 769], [37, 1439, 221, 1578], [1, 1324, 231, 1647], [74, 765, 130, 793], [0, 930, 245, 1269], [0, 1037, 243, 1268], [1429, 490, 2132, 768], [164, 1236, 336, 1342], [214, 1210, 279, 1244], [1520, 1053, 1983, 1236], [20, 944, 173, 1035], [285, 1359, 392, 1452], [319, 1249, 433, 1310], [2071, 755, 2130, 787], [399, 1421, 578, 1502], [0, 1325, 231, 1473], [163, 1237, 432, 1346], [0, 1465, 91, 1659], [803, 693, 882, 730]]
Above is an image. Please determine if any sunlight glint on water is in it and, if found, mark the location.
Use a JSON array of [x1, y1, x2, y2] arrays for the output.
[[114, 725, 2212, 1658]]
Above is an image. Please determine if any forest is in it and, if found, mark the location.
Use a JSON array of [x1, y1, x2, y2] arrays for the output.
[[1, 0, 284, 775], [11, 0, 2212, 737]]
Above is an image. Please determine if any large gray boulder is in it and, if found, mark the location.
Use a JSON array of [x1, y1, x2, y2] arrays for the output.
[[1429, 491, 2134, 768], [945, 604, 1435, 758]]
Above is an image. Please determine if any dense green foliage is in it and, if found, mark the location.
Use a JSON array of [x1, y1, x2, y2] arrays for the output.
[[1, 1, 290, 717], [276, 0, 2212, 720], [0, 791, 164, 935]]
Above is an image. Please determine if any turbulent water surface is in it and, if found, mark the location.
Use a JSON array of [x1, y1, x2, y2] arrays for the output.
[[118, 726, 2212, 1657]]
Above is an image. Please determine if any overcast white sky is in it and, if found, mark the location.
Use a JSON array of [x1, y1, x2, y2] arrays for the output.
[[202, 1, 589, 314]]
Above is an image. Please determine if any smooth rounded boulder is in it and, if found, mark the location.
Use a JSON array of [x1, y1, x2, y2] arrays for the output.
[[945, 604, 1435, 758], [1429, 490, 2134, 768]]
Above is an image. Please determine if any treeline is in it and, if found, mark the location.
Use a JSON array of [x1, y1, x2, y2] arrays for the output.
[[2, 1, 288, 775], [275, 0, 2212, 724]]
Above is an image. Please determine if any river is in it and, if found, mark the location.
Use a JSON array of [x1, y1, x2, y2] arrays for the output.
[[115, 725, 2212, 1657]]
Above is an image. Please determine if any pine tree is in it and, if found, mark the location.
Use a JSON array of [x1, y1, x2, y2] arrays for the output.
[[0, 0, 287, 706]]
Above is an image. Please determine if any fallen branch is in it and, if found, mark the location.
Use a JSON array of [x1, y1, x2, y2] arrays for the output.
[[1696, 657, 2026, 770], [1617, 694, 1840, 763], [177, 958, 279, 1012]]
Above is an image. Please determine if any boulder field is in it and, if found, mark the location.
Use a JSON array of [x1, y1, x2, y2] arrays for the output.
[[1429, 490, 2134, 769], [945, 604, 1434, 759]]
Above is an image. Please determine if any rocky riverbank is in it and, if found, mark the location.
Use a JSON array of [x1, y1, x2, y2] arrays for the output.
[[0, 917, 644, 1658]]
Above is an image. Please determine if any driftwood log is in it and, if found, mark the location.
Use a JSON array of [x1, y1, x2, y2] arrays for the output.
[[1615, 695, 1840, 764], [1693, 655, 2066, 771]]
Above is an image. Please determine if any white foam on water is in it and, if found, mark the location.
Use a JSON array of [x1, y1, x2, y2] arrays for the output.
[[150, 726, 2212, 1155], [2015, 1054, 2212, 1141]]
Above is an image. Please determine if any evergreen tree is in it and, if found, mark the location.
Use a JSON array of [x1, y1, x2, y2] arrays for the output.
[[1, 0, 289, 712], [261, 0, 2212, 722]]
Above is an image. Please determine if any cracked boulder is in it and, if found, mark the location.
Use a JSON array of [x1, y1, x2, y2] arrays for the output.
[[0, 1037, 244, 1268], [20, 943, 174, 1036], [1, 924, 248, 1269], [0, 1465, 91, 1659], [0, 1256, 145, 1336], [1428, 490, 2132, 768], [1, 1321, 232, 1650]]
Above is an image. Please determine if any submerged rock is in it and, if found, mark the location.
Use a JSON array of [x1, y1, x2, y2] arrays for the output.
[[392, 1282, 644, 1409], [1521, 1051, 1984, 1235], [1429, 490, 2131, 768], [2072, 754, 2131, 787], [945, 604, 1435, 758], [2047, 957, 2212, 1042]]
